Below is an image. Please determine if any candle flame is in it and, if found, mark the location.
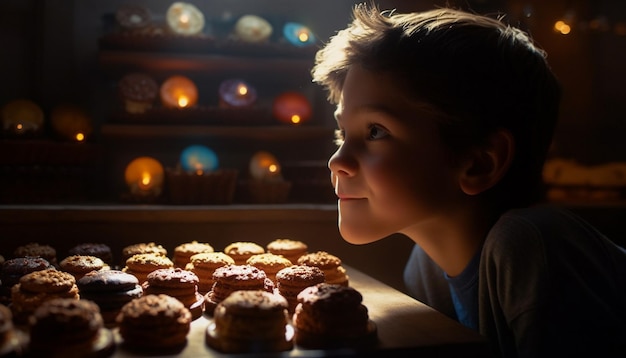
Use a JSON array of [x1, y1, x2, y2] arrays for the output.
[[290, 114, 301, 124], [237, 84, 248, 96], [194, 162, 204, 175], [298, 31, 309, 42], [178, 95, 189, 108], [268, 164, 278, 173], [16, 123, 23, 131], [180, 13, 190, 24], [75, 133, 85, 142], [139, 172, 152, 189]]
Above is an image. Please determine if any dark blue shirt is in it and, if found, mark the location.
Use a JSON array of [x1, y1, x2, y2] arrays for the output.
[[445, 247, 481, 330]]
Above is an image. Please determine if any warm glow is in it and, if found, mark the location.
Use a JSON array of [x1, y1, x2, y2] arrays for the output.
[[16, 123, 23, 131], [554, 20, 571, 35], [124, 156, 164, 196], [139, 172, 152, 189], [194, 163, 204, 175], [237, 83, 248, 96], [160, 75, 198, 109], [180, 13, 189, 24], [298, 30, 309, 42], [75, 132, 85, 142], [177, 95, 189, 108], [291, 114, 301, 124], [249, 151, 282, 180]]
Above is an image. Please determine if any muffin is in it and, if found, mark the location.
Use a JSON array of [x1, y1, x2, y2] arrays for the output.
[[28, 298, 115, 358], [121, 242, 167, 263], [115, 4, 152, 31], [122, 253, 174, 284], [204, 264, 274, 315], [184, 252, 235, 294], [118, 72, 159, 114], [298, 251, 349, 286], [68, 243, 113, 265], [142, 268, 204, 320], [206, 290, 293, 353], [223, 242, 265, 265], [77, 269, 143, 326], [293, 283, 376, 349], [59, 255, 108, 281], [275, 265, 325, 313], [13, 243, 57, 266], [246, 253, 293, 282], [10, 269, 79, 324], [173, 241, 215, 268], [117, 294, 192, 353], [266, 238, 308, 264]]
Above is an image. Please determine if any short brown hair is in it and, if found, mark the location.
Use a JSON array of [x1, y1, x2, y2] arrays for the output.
[[312, 4, 561, 210]]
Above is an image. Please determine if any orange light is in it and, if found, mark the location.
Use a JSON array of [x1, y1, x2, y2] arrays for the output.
[[554, 20, 571, 35], [125, 156, 164, 196], [75, 132, 85, 142], [249, 151, 282, 180], [16, 123, 23, 131], [160, 75, 198, 109], [298, 31, 309, 42], [177, 95, 189, 108], [237, 84, 248, 96], [272, 92, 312, 125], [179, 13, 190, 26], [139, 172, 152, 189]]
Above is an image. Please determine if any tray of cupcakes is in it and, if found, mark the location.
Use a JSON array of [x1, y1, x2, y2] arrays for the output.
[[0, 239, 377, 357]]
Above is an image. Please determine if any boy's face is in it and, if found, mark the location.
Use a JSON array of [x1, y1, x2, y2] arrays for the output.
[[329, 65, 465, 245]]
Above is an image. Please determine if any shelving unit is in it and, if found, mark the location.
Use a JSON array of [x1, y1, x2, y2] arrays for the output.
[[96, 20, 336, 204]]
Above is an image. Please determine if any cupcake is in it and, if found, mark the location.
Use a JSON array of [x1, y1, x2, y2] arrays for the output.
[[118, 72, 159, 114], [293, 283, 376, 349], [206, 290, 293, 353], [173, 241, 215, 268], [204, 264, 274, 315], [28, 298, 115, 357]]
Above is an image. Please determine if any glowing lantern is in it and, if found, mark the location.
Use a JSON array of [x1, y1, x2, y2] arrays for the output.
[[233, 15, 272, 43], [165, 2, 205, 36], [180, 145, 219, 175], [283, 22, 316, 47], [272, 92, 312, 125], [218, 79, 257, 108], [249, 151, 282, 181], [50, 104, 93, 142], [1, 99, 44, 137], [124, 156, 164, 196], [160, 75, 198, 109]]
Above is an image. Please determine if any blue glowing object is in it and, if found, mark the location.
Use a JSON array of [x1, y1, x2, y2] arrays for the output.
[[283, 22, 315, 47], [180, 145, 219, 173]]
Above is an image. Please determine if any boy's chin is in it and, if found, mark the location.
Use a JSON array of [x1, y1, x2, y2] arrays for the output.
[[339, 227, 385, 245]]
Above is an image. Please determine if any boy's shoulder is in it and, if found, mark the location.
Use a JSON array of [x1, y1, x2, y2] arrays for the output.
[[483, 204, 625, 264]]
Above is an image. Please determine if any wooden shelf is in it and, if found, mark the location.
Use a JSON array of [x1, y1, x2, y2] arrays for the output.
[[98, 50, 314, 78], [100, 124, 334, 140], [0, 203, 338, 224]]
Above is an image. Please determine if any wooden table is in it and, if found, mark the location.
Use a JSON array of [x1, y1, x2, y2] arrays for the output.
[[109, 265, 490, 357]]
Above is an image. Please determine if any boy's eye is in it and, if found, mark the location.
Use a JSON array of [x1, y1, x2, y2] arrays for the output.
[[368, 124, 389, 140], [334, 129, 345, 146]]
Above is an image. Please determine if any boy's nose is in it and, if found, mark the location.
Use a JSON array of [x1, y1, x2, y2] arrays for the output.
[[328, 147, 356, 178]]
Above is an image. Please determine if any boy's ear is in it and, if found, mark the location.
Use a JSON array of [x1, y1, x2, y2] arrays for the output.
[[459, 128, 515, 196]]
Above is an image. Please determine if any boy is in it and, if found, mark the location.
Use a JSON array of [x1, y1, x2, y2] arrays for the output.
[[312, 4, 626, 358]]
